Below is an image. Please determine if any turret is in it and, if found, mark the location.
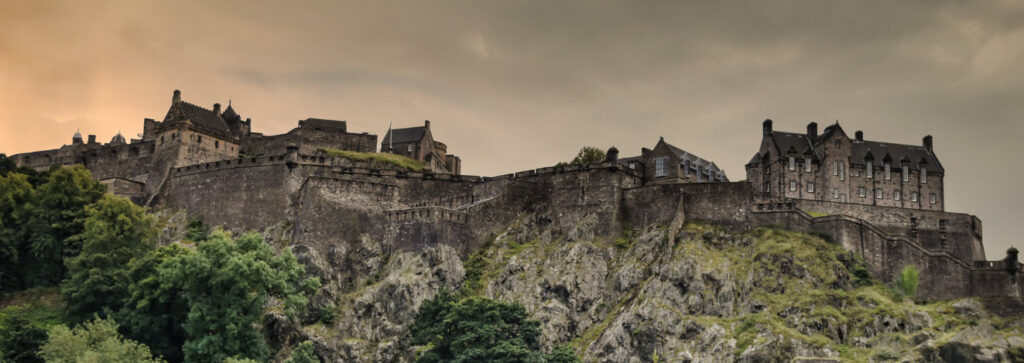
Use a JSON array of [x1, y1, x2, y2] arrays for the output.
[[806, 122, 817, 143], [605, 146, 619, 164], [72, 130, 83, 145], [763, 119, 773, 137], [923, 135, 933, 153]]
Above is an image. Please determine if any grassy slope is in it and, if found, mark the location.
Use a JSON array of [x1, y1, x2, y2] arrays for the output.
[[461, 220, 1021, 361], [319, 148, 426, 172]]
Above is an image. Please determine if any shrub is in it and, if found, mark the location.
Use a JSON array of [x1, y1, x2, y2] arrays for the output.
[[900, 265, 919, 297]]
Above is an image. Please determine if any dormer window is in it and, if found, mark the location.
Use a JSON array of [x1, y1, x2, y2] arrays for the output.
[[866, 161, 873, 178], [920, 166, 927, 183], [902, 165, 909, 182], [788, 156, 795, 171], [884, 163, 891, 180], [407, 144, 414, 152], [804, 157, 811, 172]]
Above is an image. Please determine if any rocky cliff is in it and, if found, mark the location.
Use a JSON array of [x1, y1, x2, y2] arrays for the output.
[[242, 207, 1024, 362]]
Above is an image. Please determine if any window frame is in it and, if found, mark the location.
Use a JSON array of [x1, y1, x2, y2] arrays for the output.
[[654, 157, 667, 177]]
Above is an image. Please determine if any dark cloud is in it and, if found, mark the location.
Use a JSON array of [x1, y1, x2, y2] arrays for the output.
[[1, 0, 1023, 258]]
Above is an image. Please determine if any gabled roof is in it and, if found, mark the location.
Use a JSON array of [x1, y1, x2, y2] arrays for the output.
[[382, 126, 426, 145], [164, 101, 232, 137], [662, 141, 729, 181], [851, 141, 943, 172], [769, 131, 818, 159]]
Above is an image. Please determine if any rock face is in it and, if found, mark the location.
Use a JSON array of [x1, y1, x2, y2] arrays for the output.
[[256, 207, 1024, 362]]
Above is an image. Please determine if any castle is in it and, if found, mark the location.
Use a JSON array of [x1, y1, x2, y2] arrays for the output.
[[7, 91, 1020, 301]]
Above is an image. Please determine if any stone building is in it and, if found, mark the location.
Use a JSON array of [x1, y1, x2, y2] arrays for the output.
[[619, 137, 727, 185], [10, 90, 379, 201], [381, 120, 461, 174], [746, 120, 944, 211]]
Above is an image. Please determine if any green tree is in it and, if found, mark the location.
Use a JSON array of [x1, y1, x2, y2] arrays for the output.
[[38, 317, 164, 363], [159, 231, 320, 362], [411, 292, 543, 362], [25, 166, 105, 286], [544, 346, 581, 363], [117, 245, 190, 363], [569, 146, 606, 165], [0, 173, 34, 291], [285, 341, 318, 363], [62, 194, 158, 322], [0, 308, 48, 363], [900, 265, 919, 297]]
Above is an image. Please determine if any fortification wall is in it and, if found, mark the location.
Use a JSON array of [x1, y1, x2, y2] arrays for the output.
[[792, 199, 983, 262], [242, 128, 377, 156]]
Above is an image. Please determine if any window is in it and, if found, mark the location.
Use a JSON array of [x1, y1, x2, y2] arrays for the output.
[[789, 181, 796, 191], [875, 189, 883, 199], [866, 161, 873, 178], [804, 157, 811, 172], [930, 193, 937, 204], [920, 166, 927, 183], [408, 144, 414, 152], [684, 163, 691, 177], [840, 194, 846, 203], [197, 135, 202, 143], [839, 161, 845, 181], [655, 157, 667, 177], [894, 190, 901, 201], [833, 161, 838, 176], [160, 136, 164, 144], [902, 165, 909, 182], [215, 140, 219, 149], [884, 163, 891, 180], [911, 192, 919, 202], [788, 156, 795, 171], [833, 188, 839, 199], [834, 140, 841, 148], [628, 162, 637, 170], [858, 187, 866, 197], [807, 182, 815, 193]]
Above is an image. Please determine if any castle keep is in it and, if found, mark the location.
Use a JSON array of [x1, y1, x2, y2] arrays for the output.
[[8, 91, 1020, 301]]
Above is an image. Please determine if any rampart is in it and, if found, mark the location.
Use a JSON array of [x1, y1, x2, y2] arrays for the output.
[[147, 155, 1018, 300]]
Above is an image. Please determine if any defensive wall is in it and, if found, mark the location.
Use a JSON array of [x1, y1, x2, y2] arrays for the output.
[[147, 154, 1018, 300]]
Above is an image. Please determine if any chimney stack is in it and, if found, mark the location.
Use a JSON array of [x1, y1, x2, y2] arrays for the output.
[[855, 131, 863, 142], [213, 103, 221, 115], [172, 90, 181, 104], [923, 135, 933, 153], [806, 122, 818, 143], [1006, 247, 1019, 273], [605, 146, 619, 164], [424, 120, 430, 128], [88, 135, 96, 144], [762, 119, 773, 137]]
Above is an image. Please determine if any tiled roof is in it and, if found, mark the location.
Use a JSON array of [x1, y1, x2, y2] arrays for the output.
[[767, 127, 943, 174], [165, 101, 232, 137], [382, 126, 426, 145]]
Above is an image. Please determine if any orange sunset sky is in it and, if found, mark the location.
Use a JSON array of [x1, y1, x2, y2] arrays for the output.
[[2, 0, 1023, 259]]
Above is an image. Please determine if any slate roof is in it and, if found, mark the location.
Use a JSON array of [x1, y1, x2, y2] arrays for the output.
[[756, 125, 943, 173], [382, 126, 426, 145], [621, 140, 729, 181], [164, 101, 232, 137]]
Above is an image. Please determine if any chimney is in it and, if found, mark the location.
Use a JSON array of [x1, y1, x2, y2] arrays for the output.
[[88, 135, 96, 144], [762, 119, 773, 137], [172, 90, 181, 103], [806, 122, 818, 143], [855, 131, 863, 142], [1006, 247, 1019, 273], [424, 120, 430, 128], [923, 135, 933, 153], [213, 103, 221, 115]]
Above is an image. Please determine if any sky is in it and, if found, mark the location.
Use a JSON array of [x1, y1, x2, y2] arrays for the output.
[[1, 0, 1023, 259]]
